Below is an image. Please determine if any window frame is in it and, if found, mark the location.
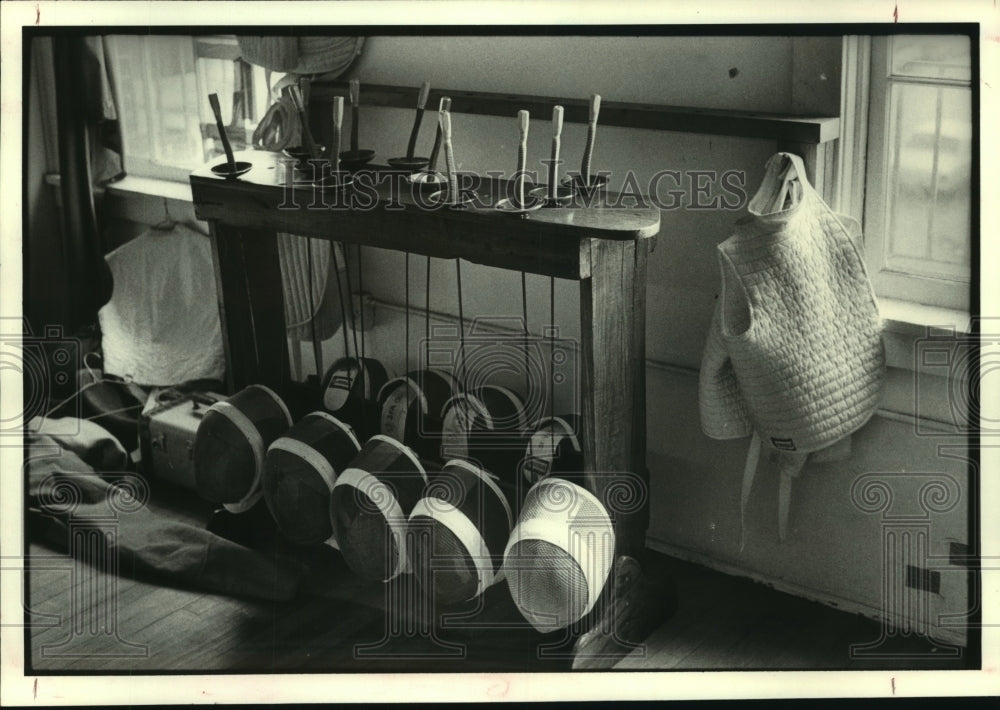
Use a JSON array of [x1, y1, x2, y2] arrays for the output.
[[859, 34, 973, 313]]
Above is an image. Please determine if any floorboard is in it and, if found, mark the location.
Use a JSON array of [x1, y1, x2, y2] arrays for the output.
[[24, 532, 972, 674]]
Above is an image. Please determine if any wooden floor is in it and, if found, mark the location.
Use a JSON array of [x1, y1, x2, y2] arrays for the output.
[[23, 486, 970, 674], [613, 555, 968, 671], [24, 548, 969, 674]]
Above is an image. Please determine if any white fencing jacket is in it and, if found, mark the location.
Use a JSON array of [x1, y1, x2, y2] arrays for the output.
[[698, 152, 885, 543]]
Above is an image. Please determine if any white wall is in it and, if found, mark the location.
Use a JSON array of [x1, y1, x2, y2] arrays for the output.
[[356, 36, 798, 112]]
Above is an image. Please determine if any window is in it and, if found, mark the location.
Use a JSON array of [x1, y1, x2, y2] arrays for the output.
[[104, 35, 275, 182], [862, 34, 973, 312]]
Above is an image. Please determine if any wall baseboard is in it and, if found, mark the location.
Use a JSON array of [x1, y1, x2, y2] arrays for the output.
[[646, 536, 967, 649]]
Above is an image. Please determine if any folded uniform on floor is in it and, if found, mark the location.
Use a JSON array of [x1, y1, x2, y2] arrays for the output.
[[26, 418, 307, 602]]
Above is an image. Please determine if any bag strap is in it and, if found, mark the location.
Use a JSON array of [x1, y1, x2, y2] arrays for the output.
[[777, 451, 808, 541], [737, 431, 762, 553], [738, 432, 809, 550], [748, 152, 811, 216]]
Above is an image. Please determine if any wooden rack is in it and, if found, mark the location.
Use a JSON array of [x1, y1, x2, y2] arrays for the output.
[[191, 151, 662, 666]]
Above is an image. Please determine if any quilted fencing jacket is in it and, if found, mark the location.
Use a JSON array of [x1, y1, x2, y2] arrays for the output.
[[698, 152, 885, 544]]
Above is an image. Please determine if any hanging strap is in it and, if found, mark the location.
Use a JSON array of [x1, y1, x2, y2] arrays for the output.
[[358, 246, 366, 361], [425, 257, 431, 347], [456, 259, 467, 392], [777, 450, 808, 541], [737, 432, 762, 553], [747, 152, 810, 216], [341, 245, 361, 361], [738, 432, 809, 551], [521, 272, 530, 397], [306, 238, 324, 382], [342, 246, 365, 431], [404, 252, 410, 373], [549, 276, 555, 421], [357, 246, 367, 424], [331, 243, 353, 360]]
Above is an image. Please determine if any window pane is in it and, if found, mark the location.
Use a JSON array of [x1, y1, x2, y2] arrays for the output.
[[251, 66, 273, 123], [890, 35, 971, 82], [197, 57, 236, 125], [106, 35, 206, 173], [883, 82, 971, 281]]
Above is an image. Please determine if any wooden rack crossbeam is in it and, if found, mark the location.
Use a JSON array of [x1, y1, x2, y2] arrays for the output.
[[310, 81, 840, 144]]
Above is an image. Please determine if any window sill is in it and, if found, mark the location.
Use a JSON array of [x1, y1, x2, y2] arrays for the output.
[[106, 175, 194, 203], [103, 175, 204, 237], [880, 297, 971, 337], [879, 298, 971, 392], [874, 300, 971, 429]]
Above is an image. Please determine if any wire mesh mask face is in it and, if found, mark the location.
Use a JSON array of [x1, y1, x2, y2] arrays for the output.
[[330, 435, 427, 581], [407, 459, 513, 605], [502, 477, 614, 632], [193, 384, 292, 512], [263, 412, 361, 546], [520, 415, 583, 484]]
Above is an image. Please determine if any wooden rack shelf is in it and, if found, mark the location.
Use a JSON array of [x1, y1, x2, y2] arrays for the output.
[[191, 152, 658, 280], [310, 81, 841, 144]]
